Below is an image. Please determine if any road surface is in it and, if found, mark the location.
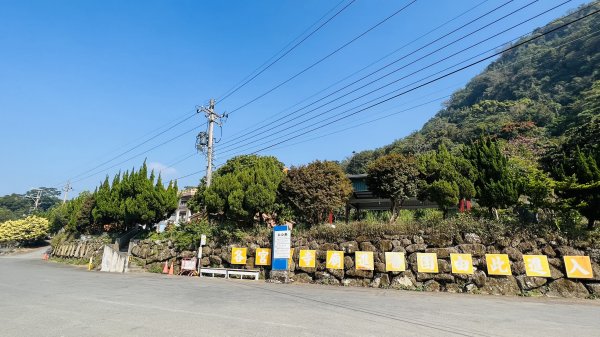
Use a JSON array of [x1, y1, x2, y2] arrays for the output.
[[1, 248, 599, 337]]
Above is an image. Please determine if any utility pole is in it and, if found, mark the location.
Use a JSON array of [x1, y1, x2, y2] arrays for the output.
[[197, 99, 226, 187], [24, 189, 43, 214], [62, 181, 72, 204]]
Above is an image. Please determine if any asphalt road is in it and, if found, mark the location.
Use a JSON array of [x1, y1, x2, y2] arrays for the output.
[[1, 248, 599, 337]]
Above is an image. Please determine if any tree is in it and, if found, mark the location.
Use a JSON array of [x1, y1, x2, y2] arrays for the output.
[[464, 137, 520, 219], [280, 161, 352, 226], [419, 144, 476, 217], [366, 153, 421, 223], [0, 187, 61, 221], [201, 155, 286, 224], [0, 215, 49, 244], [552, 147, 600, 230]]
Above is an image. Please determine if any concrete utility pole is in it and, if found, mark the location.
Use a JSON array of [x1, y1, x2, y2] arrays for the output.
[[62, 181, 72, 204], [197, 99, 225, 188], [25, 189, 43, 214]]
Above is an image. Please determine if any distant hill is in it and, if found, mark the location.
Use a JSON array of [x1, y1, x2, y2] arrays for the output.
[[343, 3, 600, 174]]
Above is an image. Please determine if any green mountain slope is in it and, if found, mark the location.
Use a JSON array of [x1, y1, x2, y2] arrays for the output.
[[343, 3, 600, 174]]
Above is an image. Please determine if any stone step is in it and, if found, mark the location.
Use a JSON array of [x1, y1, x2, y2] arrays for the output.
[[127, 261, 146, 273]]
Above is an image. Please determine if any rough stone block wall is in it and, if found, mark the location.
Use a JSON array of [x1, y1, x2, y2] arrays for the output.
[[130, 232, 600, 299], [52, 238, 105, 260]]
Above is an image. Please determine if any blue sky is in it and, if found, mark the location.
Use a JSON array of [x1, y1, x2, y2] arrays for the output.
[[0, 0, 590, 197]]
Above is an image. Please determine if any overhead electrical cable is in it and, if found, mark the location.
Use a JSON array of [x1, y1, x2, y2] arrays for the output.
[[217, 0, 355, 103], [268, 95, 451, 152], [223, 0, 492, 141], [177, 5, 600, 181], [265, 26, 600, 154], [226, 0, 418, 115], [218, 0, 558, 153], [220, 0, 529, 149], [242, 6, 600, 156], [51, 111, 200, 188], [70, 125, 203, 184]]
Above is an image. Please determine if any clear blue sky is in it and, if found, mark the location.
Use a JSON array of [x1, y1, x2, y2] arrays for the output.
[[0, 0, 590, 197]]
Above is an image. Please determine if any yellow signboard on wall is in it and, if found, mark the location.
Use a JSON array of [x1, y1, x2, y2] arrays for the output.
[[417, 253, 438, 273], [485, 254, 511, 276], [450, 253, 473, 274], [255, 248, 271, 266], [299, 250, 316, 268], [564, 256, 594, 279], [523, 255, 551, 277], [231, 247, 247, 265], [355, 251, 374, 271], [288, 248, 295, 270], [385, 252, 406, 272], [326, 250, 344, 269]]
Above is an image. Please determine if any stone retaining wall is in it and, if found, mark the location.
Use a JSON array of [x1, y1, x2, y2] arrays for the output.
[[52, 238, 105, 260], [130, 232, 600, 299]]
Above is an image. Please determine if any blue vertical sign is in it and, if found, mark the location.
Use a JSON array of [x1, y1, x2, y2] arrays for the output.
[[272, 225, 291, 271]]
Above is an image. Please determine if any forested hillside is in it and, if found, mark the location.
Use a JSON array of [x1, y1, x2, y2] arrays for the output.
[[343, 3, 600, 173]]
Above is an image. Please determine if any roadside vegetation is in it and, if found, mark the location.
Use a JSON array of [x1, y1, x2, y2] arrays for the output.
[[3, 5, 600, 250]]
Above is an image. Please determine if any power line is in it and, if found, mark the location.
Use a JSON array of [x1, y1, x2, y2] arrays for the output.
[[51, 111, 198, 188], [226, 0, 418, 115], [242, 6, 600, 156], [241, 22, 600, 157], [217, 0, 355, 103], [171, 4, 600, 181], [222, 0, 492, 141], [70, 124, 204, 185], [268, 95, 452, 152], [219, 0, 522, 149], [217, 0, 552, 154]]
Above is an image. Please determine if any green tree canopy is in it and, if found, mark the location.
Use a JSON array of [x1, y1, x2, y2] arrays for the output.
[[50, 160, 178, 234], [419, 144, 476, 217], [366, 153, 421, 223], [464, 137, 521, 218], [201, 155, 286, 224], [280, 160, 352, 226], [551, 147, 600, 230]]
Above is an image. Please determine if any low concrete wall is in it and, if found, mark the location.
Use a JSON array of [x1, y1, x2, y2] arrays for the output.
[[100, 245, 128, 273]]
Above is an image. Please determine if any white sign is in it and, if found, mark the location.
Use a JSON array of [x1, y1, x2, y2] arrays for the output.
[[273, 229, 291, 259], [181, 258, 197, 271]]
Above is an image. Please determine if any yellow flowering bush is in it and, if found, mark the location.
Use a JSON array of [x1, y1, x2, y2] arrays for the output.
[[0, 215, 49, 243]]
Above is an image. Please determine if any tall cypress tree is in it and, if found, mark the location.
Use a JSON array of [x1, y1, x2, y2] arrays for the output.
[[464, 137, 520, 219], [553, 147, 600, 229]]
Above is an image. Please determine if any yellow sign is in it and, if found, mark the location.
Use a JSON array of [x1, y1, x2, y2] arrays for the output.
[[485, 254, 511, 276], [564, 256, 594, 279], [417, 253, 438, 273], [523, 255, 551, 277], [355, 251, 374, 271], [231, 247, 247, 265], [289, 248, 295, 270], [255, 248, 271, 266], [326, 250, 344, 269], [385, 252, 406, 272], [299, 250, 316, 268], [450, 253, 473, 274]]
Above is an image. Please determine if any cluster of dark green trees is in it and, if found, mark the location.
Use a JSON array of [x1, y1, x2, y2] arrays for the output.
[[189, 155, 352, 227], [49, 161, 179, 234], [340, 5, 600, 230], [192, 133, 598, 230]]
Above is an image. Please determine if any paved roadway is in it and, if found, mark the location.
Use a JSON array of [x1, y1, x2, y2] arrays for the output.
[[1, 248, 599, 337]]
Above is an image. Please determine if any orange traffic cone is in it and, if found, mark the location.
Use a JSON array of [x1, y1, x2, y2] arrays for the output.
[[168, 262, 174, 275], [162, 261, 169, 274]]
